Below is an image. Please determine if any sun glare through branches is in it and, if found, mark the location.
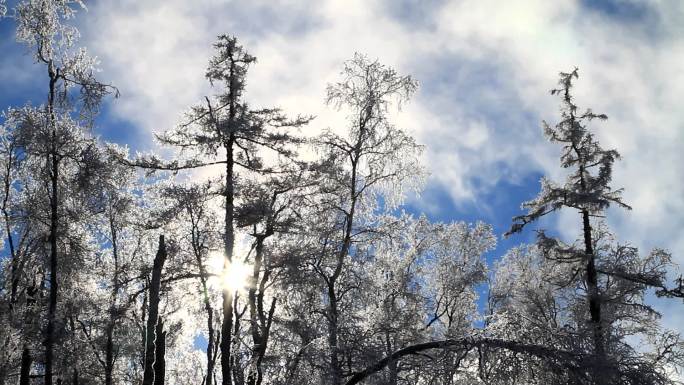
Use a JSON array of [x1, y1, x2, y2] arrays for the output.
[[208, 251, 252, 293]]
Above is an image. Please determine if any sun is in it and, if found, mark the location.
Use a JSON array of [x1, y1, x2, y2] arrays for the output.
[[207, 251, 252, 293], [222, 258, 252, 293]]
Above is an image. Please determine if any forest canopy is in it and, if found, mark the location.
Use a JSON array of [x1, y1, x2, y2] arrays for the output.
[[0, 1, 683, 385]]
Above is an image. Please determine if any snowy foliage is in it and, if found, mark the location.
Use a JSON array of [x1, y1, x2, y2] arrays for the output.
[[500, 69, 684, 385], [508, 69, 629, 236]]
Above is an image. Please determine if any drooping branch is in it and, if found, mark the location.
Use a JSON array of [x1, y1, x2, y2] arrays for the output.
[[344, 337, 592, 385]]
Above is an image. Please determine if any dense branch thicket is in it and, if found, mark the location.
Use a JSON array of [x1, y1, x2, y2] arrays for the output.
[[0, 2, 682, 385]]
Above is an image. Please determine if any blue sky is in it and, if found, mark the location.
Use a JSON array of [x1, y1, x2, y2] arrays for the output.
[[1, 0, 683, 334]]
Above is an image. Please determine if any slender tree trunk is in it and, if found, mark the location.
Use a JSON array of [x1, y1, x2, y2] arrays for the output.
[[204, 307, 215, 385], [212, 331, 221, 385], [45, 64, 60, 385], [201, 287, 215, 385], [2, 147, 19, 305], [153, 318, 166, 385], [327, 280, 342, 385], [218, 50, 241, 385], [142, 235, 167, 385], [582, 209, 603, 356], [577, 159, 603, 357], [385, 333, 398, 385], [1, 151, 19, 385], [326, 150, 360, 385], [105, 307, 115, 385], [247, 241, 262, 385], [5, 217, 18, 305], [0, 173, 17, 384], [189, 209, 216, 385], [20, 347, 31, 385], [140, 290, 148, 367], [246, 238, 276, 385], [232, 295, 245, 385], [45, 151, 59, 385], [327, 212, 356, 385], [247, 238, 268, 385], [254, 298, 276, 385], [105, 217, 120, 385], [71, 368, 78, 385], [220, 129, 236, 385]]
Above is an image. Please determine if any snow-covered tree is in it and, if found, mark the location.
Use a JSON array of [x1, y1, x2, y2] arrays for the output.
[[125, 35, 312, 385], [298, 53, 424, 385], [1, 1, 116, 384], [505, 68, 682, 384], [507, 68, 627, 357]]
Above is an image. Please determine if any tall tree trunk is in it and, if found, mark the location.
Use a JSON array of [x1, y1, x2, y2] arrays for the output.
[[220, 129, 236, 385], [20, 347, 31, 385], [247, 239, 266, 385], [189, 209, 216, 385], [246, 238, 276, 385], [153, 318, 166, 385], [327, 211, 356, 385], [212, 331, 221, 385], [577, 159, 603, 357], [45, 63, 60, 385], [204, 290, 215, 385], [582, 209, 603, 356], [140, 290, 148, 368], [2, 146, 19, 306], [326, 149, 360, 385], [105, 312, 115, 385], [105, 310, 115, 385], [218, 51, 240, 385], [254, 298, 275, 385], [142, 235, 167, 385], [568, 98, 604, 360], [327, 280, 342, 385], [203, 281, 216, 385], [231, 295, 244, 385], [247, 241, 262, 385], [105, 216, 120, 385]]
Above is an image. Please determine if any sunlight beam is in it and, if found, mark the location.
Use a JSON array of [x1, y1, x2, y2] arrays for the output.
[[222, 258, 251, 293]]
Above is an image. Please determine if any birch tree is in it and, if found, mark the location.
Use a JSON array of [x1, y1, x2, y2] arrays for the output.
[[357, 215, 493, 384], [304, 53, 423, 385], [3, 1, 115, 383], [235, 166, 312, 385], [69, 146, 156, 385], [0, 116, 40, 385], [156, 182, 221, 385]]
